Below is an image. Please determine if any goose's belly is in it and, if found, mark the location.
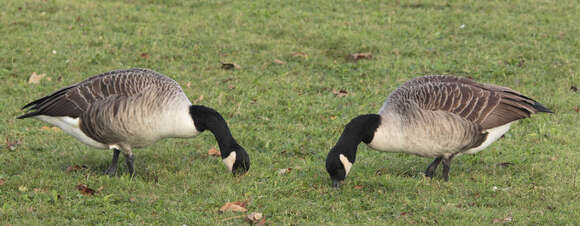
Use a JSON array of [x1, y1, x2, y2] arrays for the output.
[[35, 115, 107, 149], [367, 125, 456, 158]]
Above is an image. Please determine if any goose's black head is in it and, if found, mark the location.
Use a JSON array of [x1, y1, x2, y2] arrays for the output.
[[326, 151, 353, 188], [222, 146, 251, 175]]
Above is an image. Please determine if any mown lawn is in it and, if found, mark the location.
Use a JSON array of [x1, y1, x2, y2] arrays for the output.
[[1, 0, 578, 224]]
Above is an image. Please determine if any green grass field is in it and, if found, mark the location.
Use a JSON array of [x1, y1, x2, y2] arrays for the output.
[[1, 0, 579, 224]]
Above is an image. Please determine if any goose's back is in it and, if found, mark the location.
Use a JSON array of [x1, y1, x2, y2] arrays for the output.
[[372, 75, 545, 156], [381, 75, 541, 130]]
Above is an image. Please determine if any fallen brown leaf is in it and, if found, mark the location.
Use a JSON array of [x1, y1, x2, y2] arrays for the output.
[[76, 184, 96, 196], [332, 89, 348, 97], [28, 72, 47, 84], [354, 185, 363, 189], [574, 106, 579, 113], [493, 216, 513, 223], [221, 63, 241, 70], [400, 212, 409, 216], [41, 126, 61, 132], [257, 216, 267, 226], [570, 86, 578, 92], [186, 81, 192, 88], [246, 212, 263, 224], [291, 52, 308, 58], [66, 165, 88, 172], [0, 178, 5, 186], [5, 138, 22, 151], [208, 147, 221, 157], [273, 59, 285, 65], [219, 200, 248, 213], [277, 168, 292, 175], [140, 53, 149, 59], [351, 52, 372, 61]]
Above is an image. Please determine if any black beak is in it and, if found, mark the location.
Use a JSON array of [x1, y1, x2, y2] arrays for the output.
[[332, 179, 342, 189]]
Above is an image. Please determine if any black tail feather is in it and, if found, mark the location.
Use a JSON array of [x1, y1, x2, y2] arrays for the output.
[[17, 111, 41, 119], [533, 102, 553, 113]]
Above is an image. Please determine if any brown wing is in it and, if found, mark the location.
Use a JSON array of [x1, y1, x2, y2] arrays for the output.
[[390, 75, 552, 129], [18, 68, 180, 119]]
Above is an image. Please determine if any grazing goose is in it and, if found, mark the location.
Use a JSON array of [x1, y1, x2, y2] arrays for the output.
[[326, 75, 552, 187], [18, 68, 250, 176]]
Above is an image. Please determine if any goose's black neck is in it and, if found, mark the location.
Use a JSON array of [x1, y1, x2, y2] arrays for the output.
[[189, 105, 241, 157], [329, 114, 381, 162]]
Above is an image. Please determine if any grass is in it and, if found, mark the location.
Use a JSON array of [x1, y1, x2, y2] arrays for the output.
[[1, 0, 579, 224]]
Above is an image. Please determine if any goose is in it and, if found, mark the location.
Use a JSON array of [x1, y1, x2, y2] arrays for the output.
[[18, 68, 250, 176], [325, 75, 552, 188]]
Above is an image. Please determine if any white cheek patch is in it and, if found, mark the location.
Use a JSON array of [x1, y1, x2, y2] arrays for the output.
[[339, 154, 353, 177], [222, 151, 236, 172]]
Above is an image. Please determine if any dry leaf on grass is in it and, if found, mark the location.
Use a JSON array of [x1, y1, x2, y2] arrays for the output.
[[140, 53, 149, 59], [0, 178, 5, 186], [208, 147, 221, 157], [277, 168, 292, 175], [350, 52, 372, 61], [354, 185, 363, 189], [256, 216, 267, 226], [76, 184, 100, 196], [493, 216, 513, 223], [291, 52, 308, 58], [41, 126, 61, 132], [574, 106, 579, 113], [273, 59, 285, 65], [221, 63, 241, 70], [186, 81, 192, 88], [219, 200, 248, 213], [571, 86, 579, 92], [66, 165, 87, 172], [5, 138, 22, 151], [28, 72, 47, 84], [246, 212, 263, 224], [332, 89, 348, 97]]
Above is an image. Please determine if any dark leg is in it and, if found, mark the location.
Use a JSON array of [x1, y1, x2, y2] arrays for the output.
[[105, 149, 120, 176], [442, 158, 452, 181], [425, 157, 442, 178], [124, 153, 135, 177]]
